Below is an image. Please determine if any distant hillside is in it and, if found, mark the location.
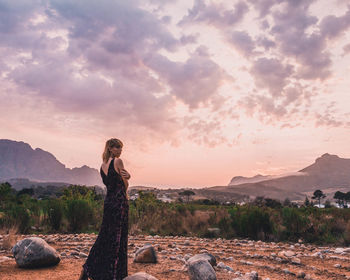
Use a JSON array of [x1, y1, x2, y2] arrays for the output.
[[213, 153, 350, 201], [0, 139, 102, 187]]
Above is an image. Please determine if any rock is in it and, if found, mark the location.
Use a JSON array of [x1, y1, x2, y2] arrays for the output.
[[79, 252, 88, 258], [134, 245, 157, 263], [280, 250, 295, 257], [232, 271, 258, 280], [12, 237, 60, 268], [188, 259, 216, 280], [187, 253, 217, 267], [297, 271, 306, 278], [334, 248, 344, 254], [310, 251, 322, 258], [217, 261, 234, 272], [249, 271, 258, 280], [124, 272, 159, 280], [0, 256, 12, 263], [334, 263, 341, 268], [291, 257, 301, 265]]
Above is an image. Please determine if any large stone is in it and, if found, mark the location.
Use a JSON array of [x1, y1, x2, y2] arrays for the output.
[[188, 259, 216, 280], [124, 272, 158, 280], [12, 237, 60, 268], [134, 245, 157, 263], [187, 253, 217, 267]]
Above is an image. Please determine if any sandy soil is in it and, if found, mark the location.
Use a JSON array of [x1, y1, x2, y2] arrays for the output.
[[1, 234, 350, 280]]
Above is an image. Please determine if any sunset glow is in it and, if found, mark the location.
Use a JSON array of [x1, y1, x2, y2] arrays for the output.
[[1, 0, 350, 187]]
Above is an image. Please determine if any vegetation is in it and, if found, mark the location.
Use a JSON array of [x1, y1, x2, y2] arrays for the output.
[[2, 182, 350, 245], [333, 191, 350, 208], [312, 189, 326, 207], [178, 190, 195, 203]]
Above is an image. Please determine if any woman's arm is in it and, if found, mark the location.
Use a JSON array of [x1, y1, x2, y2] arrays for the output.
[[114, 158, 130, 188], [114, 158, 130, 178]]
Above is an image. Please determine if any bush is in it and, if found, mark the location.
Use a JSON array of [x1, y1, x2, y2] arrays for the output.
[[66, 199, 93, 232], [47, 199, 64, 231], [230, 206, 273, 240], [281, 207, 308, 240], [10, 206, 31, 233]]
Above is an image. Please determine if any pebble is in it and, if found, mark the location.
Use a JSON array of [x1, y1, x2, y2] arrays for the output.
[[291, 257, 301, 265]]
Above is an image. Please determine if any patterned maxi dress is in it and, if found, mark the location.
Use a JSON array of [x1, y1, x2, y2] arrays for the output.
[[82, 158, 129, 280]]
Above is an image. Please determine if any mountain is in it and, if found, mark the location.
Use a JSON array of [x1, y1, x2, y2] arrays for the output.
[[0, 139, 102, 187], [212, 153, 350, 201]]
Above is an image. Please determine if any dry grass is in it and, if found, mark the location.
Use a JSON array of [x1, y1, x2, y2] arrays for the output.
[[1, 225, 19, 251]]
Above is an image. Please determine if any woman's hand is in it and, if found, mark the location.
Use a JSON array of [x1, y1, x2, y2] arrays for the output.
[[120, 169, 130, 180], [114, 158, 131, 179], [114, 158, 130, 198]]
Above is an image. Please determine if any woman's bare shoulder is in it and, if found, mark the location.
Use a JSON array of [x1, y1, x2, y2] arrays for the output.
[[114, 157, 125, 168]]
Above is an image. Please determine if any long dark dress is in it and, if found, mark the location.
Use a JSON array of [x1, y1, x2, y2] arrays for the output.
[[82, 158, 129, 280]]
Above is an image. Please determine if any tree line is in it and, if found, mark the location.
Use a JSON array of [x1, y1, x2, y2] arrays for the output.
[[1, 183, 350, 246], [308, 189, 350, 208]]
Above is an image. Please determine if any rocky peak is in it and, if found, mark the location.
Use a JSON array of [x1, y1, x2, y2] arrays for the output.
[[299, 153, 350, 175], [0, 139, 101, 187]]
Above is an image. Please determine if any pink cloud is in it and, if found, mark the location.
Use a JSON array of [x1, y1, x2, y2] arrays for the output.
[[179, 0, 249, 28]]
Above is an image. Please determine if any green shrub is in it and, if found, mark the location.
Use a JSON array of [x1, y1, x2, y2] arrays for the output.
[[47, 199, 64, 231], [66, 199, 93, 232], [230, 206, 273, 240], [281, 207, 308, 240], [11, 205, 31, 233]]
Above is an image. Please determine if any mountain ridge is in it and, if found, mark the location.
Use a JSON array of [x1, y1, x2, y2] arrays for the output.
[[0, 139, 102, 187], [220, 153, 350, 200]]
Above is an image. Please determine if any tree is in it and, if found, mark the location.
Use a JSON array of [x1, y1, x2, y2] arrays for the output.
[[178, 190, 195, 203], [334, 191, 345, 208], [264, 198, 282, 208], [304, 196, 310, 207], [312, 189, 326, 207], [283, 198, 291, 207], [17, 188, 34, 197], [345, 192, 350, 208], [324, 200, 332, 208]]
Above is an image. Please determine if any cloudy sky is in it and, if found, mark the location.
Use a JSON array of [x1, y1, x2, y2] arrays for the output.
[[1, 0, 350, 187]]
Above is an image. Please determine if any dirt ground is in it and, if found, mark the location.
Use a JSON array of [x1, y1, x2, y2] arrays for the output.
[[1, 234, 350, 280]]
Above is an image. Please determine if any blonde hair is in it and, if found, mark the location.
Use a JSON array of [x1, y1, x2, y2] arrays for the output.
[[102, 138, 123, 163]]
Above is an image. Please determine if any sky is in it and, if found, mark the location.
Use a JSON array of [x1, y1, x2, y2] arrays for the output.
[[0, 0, 350, 188]]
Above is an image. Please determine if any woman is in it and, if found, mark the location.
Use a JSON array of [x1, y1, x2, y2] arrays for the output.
[[79, 138, 130, 280]]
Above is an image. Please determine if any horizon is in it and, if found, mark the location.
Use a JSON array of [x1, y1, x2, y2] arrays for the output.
[[1, 1, 350, 187], [1, 138, 346, 189]]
